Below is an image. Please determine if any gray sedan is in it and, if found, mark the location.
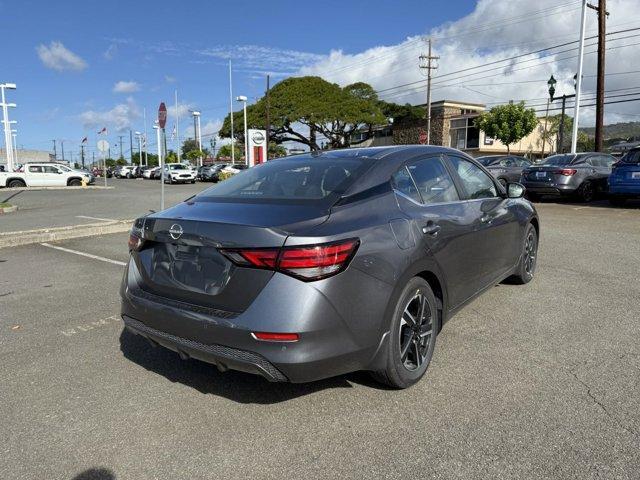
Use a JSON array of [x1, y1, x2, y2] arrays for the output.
[[521, 152, 616, 202], [476, 155, 532, 186], [121, 146, 539, 389]]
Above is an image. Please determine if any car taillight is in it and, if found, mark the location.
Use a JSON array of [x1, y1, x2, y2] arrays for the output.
[[555, 169, 577, 176], [220, 238, 359, 281]]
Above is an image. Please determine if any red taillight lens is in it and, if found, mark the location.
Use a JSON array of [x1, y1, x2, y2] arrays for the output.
[[220, 238, 359, 281], [128, 232, 144, 251], [555, 169, 577, 176], [252, 332, 299, 342]]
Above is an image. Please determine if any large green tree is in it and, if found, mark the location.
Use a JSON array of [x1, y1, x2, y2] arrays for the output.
[[475, 102, 538, 154], [219, 77, 394, 150]]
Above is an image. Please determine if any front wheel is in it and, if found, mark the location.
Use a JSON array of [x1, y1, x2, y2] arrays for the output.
[[371, 277, 438, 389], [509, 223, 538, 285], [68, 179, 82, 187]]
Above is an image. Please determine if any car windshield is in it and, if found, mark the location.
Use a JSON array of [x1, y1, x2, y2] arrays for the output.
[[196, 155, 371, 204], [169, 164, 187, 170], [542, 154, 575, 166]]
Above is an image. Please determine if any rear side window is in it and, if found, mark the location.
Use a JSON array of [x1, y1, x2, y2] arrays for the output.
[[621, 151, 640, 163], [28, 166, 43, 173], [406, 156, 459, 204], [448, 156, 498, 199], [391, 167, 421, 203], [197, 155, 370, 203]]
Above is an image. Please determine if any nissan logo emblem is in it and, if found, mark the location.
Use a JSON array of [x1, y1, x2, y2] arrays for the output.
[[251, 131, 265, 145], [169, 224, 183, 240]]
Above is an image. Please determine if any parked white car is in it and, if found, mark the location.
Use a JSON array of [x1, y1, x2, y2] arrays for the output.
[[0, 163, 94, 188], [222, 164, 249, 175], [163, 163, 196, 184], [142, 167, 160, 179]]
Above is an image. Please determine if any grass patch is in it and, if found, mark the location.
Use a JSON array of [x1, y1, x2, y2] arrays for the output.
[[0, 202, 12, 208]]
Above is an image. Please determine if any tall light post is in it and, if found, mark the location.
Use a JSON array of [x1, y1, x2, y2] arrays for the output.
[[236, 96, 248, 166], [11, 129, 17, 165], [154, 123, 165, 210], [542, 75, 556, 158], [228, 59, 235, 164], [135, 131, 143, 167], [0, 83, 17, 172], [192, 111, 202, 166], [571, 0, 588, 154]]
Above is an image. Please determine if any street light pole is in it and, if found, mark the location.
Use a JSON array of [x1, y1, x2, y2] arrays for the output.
[[0, 83, 17, 172], [154, 123, 165, 210], [11, 130, 17, 165], [135, 132, 143, 168], [192, 111, 202, 167], [229, 59, 235, 164], [236, 96, 248, 166], [571, 0, 588, 154]]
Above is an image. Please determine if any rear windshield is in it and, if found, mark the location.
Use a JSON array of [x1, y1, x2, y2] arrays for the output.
[[621, 150, 640, 163], [542, 154, 575, 166], [196, 155, 371, 203], [476, 156, 500, 166]]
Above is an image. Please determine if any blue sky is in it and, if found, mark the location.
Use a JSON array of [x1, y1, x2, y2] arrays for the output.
[[5, 0, 475, 157]]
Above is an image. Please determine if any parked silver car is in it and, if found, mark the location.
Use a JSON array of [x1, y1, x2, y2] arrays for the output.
[[476, 155, 532, 186], [521, 153, 616, 202]]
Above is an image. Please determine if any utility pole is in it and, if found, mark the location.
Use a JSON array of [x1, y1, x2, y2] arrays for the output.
[[52, 139, 57, 161], [92, 151, 95, 166], [175, 89, 181, 161], [266, 75, 270, 160], [118, 135, 124, 160], [129, 130, 133, 164], [588, 0, 608, 151], [80, 145, 85, 169], [571, 0, 588, 154], [419, 38, 439, 145], [61, 140, 65, 163]]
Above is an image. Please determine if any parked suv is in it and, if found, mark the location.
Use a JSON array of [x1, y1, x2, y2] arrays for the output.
[[163, 163, 196, 184], [521, 152, 616, 202], [609, 147, 640, 205], [0, 162, 93, 188], [476, 155, 532, 186]]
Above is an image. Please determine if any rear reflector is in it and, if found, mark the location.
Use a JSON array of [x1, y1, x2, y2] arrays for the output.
[[555, 169, 577, 176], [252, 332, 299, 342], [220, 238, 359, 281]]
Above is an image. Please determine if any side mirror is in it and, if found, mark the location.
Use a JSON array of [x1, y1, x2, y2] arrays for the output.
[[507, 182, 526, 199]]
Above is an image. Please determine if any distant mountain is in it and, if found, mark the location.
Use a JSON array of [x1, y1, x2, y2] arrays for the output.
[[581, 122, 640, 143]]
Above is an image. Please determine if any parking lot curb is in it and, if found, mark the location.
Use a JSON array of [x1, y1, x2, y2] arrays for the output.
[[0, 205, 18, 214], [0, 219, 134, 249]]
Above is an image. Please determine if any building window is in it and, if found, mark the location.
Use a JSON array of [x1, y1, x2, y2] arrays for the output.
[[449, 117, 479, 150]]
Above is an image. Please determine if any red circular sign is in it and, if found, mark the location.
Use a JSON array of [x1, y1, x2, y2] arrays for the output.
[[158, 102, 167, 129]]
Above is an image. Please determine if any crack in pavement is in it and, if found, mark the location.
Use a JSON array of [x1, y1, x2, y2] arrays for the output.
[[569, 370, 639, 439]]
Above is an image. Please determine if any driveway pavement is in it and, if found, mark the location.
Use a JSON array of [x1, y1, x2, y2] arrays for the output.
[[1, 202, 639, 479]]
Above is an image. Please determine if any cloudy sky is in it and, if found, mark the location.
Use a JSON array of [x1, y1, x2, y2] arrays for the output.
[[5, 0, 640, 158]]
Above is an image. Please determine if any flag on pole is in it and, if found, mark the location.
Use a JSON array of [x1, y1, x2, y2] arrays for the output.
[[81, 137, 88, 144], [97, 127, 107, 135], [171, 123, 177, 141]]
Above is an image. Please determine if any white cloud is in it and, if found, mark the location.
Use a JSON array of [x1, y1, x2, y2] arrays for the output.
[[36, 41, 87, 72], [298, 0, 640, 126], [164, 75, 177, 83], [79, 97, 141, 132], [113, 80, 140, 93], [103, 44, 117, 60], [167, 101, 196, 120]]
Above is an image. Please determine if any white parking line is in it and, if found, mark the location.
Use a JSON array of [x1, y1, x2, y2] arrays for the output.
[[40, 243, 127, 266], [76, 215, 117, 222]]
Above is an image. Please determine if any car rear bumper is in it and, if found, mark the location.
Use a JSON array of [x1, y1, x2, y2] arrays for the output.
[[120, 260, 388, 383], [522, 182, 576, 196], [608, 184, 640, 196]]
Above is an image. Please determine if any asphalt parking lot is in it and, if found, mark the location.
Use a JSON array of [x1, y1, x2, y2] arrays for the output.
[[1, 200, 639, 479], [0, 179, 207, 232]]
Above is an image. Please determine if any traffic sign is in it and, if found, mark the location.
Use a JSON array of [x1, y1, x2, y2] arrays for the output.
[[97, 139, 109, 153], [158, 102, 167, 129]]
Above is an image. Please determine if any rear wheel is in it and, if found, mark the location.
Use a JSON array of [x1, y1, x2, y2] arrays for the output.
[[8, 179, 26, 188], [609, 196, 627, 206], [371, 277, 438, 389], [578, 181, 595, 202], [509, 223, 538, 285], [68, 179, 82, 187]]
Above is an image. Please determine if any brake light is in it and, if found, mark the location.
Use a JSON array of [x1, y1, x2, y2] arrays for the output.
[[252, 332, 299, 342], [220, 238, 360, 281], [555, 169, 577, 176]]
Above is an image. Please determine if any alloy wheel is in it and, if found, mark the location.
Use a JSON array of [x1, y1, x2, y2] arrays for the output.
[[524, 230, 537, 276], [398, 291, 433, 371]]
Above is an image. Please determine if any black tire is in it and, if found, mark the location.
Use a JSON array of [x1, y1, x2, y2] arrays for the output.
[[578, 181, 595, 202], [509, 223, 538, 285], [68, 178, 82, 187], [8, 179, 26, 188], [191, 180, 196, 184], [371, 277, 438, 389], [609, 196, 627, 207]]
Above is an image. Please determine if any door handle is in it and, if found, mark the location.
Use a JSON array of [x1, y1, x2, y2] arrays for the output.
[[422, 221, 441, 236]]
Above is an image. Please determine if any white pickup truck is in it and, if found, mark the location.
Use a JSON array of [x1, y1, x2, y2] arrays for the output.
[[0, 163, 94, 188]]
